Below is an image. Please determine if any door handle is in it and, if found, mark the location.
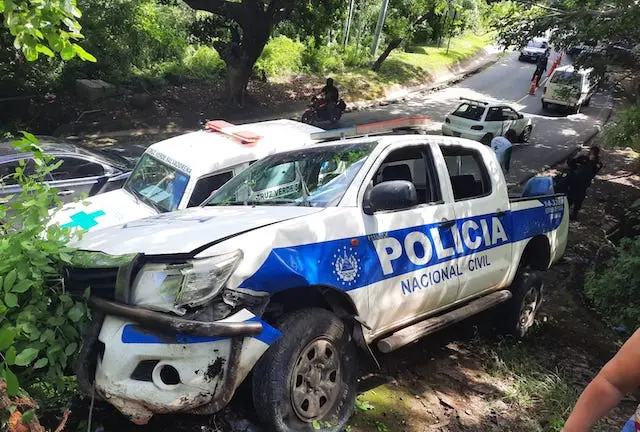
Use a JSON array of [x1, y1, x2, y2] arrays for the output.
[[439, 219, 456, 229], [57, 190, 75, 197], [496, 210, 506, 218]]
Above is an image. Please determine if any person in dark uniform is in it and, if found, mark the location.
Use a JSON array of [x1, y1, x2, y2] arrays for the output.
[[531, 53, 549, 86], [316, 78, 339, 118], [565, 146, 603, 220]]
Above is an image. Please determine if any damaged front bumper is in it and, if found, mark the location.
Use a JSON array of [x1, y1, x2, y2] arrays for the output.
[[76, 296, 281, 425]]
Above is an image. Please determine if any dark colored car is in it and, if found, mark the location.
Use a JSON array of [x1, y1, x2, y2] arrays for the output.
[[0, 136, 134, 205]]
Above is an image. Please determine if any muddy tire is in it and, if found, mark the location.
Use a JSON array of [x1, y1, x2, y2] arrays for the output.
[[519, 125, 533, 143], [499, 269, 544, 338], [252, 308, 358, 432]]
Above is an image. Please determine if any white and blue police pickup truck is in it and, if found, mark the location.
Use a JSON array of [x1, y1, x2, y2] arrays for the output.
[[47, 119, 322, 234], [66, 118, 568, 431]]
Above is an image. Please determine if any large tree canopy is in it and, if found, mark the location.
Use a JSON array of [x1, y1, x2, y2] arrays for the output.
[[183, 0, 341, 105]]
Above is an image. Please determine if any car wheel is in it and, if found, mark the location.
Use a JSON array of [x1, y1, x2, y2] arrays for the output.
[[480, 133, 494, 146], [499, 269, 544, 338], [519, 125, 533, 143], [252, 308, 358, 432], [518, 54, 525, 61]]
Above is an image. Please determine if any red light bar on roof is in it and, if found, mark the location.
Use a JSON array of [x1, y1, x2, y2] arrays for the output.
[[310, 117, 431, 141], [205, 120, 262, 145]]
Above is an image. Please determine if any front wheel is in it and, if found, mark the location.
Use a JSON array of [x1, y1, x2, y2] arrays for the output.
[[301, 111, 315, 125], [252, 308, 358, 432], [499, 269, 544, 338]]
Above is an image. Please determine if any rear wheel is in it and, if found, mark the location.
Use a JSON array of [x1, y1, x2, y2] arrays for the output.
[[480, 133, 494, 146], [499, 269, 544, 338], [519, 125, 533, 143], [252, 308, 358, 432]]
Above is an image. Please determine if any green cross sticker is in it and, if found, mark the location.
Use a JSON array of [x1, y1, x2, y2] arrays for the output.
[[61, 210, 106, 230]]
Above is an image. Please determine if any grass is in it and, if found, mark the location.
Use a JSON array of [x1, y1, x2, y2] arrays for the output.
[[334, 32, 494, 101]]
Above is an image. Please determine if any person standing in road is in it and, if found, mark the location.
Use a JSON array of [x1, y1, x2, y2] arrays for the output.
[[490, 130, 516, 173], [532, 53, 549, 87], [565, 146, 603, 220], [563, 328, 640, 431]]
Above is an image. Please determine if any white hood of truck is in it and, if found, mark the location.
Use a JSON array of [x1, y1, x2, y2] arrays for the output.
[[48, 189, 157, 234], [70, 206, 323, 256]]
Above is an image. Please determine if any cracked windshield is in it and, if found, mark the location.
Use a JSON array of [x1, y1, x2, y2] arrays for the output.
[[124, 153, 189, 212], [206, 143, 374, 207]]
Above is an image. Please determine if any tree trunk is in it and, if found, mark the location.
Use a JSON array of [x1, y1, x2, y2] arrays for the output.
[[372, 38, 403, 72]]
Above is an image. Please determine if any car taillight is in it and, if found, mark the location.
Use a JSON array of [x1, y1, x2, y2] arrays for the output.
[[471, 125, 484, 130], [445, 117, 451, 123]]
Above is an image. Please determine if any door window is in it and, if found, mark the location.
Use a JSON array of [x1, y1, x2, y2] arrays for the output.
[[51, 157, 105, 180], [440, 146, 491, 201], [188, 171, 234, 207], [485, 107, 503, 122], [501, 107, 519, 120], [370, 146, 441, 205], [0, 159, 35, 185]]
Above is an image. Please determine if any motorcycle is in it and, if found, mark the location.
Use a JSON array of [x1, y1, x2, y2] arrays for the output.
[[301, 95, 347, 125]]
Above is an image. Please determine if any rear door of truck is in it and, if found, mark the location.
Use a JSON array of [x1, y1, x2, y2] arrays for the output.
[[433, 141, 513, 302]]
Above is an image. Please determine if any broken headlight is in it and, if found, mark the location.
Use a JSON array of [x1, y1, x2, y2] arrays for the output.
[[131, 250, 243, 314]]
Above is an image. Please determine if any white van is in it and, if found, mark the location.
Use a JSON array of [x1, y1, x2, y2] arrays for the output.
[[542, 65, 595, 113], [48, 119, 322, 233]]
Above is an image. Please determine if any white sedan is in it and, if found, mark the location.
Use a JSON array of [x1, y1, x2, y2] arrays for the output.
[[442, 98, 533, 145]]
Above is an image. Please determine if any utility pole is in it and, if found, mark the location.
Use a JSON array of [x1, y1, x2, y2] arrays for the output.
[[343, 0, 355, 46], [446, 7, 458, 54], [371, 0, 390, 57]]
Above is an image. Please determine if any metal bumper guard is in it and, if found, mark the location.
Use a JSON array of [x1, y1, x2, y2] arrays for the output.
[[75, 297, 273, 425]]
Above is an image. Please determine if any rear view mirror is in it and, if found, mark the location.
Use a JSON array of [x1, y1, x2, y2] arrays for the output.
[[363, 180, 418, 215]]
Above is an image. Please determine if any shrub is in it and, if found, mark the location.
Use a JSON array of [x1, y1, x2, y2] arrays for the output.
[[181, 46, 226, 78], [0, 133, 87, 425], [303, 44, 346, 74], [603, 104, 640, 151], [585, 236, 640, 329], [343, 44, 370, 68], [256, 36, 305, 77]]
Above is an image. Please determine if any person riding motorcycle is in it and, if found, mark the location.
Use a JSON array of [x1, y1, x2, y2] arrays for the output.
[[315, 78, 340, 118]]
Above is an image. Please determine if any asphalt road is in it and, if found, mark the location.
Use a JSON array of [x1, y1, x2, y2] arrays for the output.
[[335, 50, 612, 185]]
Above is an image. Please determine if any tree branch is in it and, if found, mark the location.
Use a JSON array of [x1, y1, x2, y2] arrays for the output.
[[182, 0, 244, 21]]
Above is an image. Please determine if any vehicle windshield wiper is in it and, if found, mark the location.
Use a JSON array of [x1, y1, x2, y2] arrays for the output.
[[129, 187, 165, 213]]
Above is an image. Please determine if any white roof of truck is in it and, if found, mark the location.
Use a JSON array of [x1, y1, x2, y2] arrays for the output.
[[145, 119, 323, 178]]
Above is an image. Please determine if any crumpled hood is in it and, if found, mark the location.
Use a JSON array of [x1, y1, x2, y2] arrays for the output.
[[70, 206, 323, 256], [48, 189, 156, 233]]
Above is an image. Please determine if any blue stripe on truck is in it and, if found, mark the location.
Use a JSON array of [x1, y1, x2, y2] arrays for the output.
[[120, 317, 282, 345], [240, 196, 565, 294]]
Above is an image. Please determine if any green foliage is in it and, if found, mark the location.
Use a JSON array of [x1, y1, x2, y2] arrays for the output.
[[0, 133, 87, 406], [256, 36, 306, 77], [0, 0, 94, 62], [603, 104, 640, 151], [178, 45, 225, 78], [61, 0, 193, 82], [303, 44, 347, 74], [585, 237, 640, 329]]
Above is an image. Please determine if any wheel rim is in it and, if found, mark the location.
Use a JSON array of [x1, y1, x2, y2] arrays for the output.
[[523, 127, 531, 141], [290, 338, 341, 422], [518, 285, 541, 333]]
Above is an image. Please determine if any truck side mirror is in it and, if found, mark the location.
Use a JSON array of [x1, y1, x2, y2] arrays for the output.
[[363, 180, 418, 215]]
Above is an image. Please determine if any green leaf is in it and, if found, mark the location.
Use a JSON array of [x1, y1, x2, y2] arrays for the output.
[[4, 269, 17, 292], [67, 305, 84, 323], [60, 44, 75, 60], [64, 342, 78, 356], [33, 358, 48, 369], [5, 346, 17, 365], [21, 409, 35, 424], [312, 420, 321, 430], [5, 368, 19, 396], [0, 327, 16, 350], [11, 279, 32, 294], [73, 44, 96, 62], [15, 348, 39, 366], [4, 293, 18, 308], [0, 2, 4, 13], [36, 44, 54, 57]]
